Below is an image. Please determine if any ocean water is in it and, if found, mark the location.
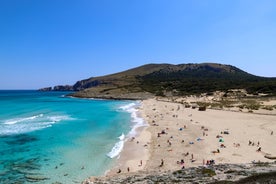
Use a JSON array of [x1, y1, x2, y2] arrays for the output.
[[0, 90, 144, 184]]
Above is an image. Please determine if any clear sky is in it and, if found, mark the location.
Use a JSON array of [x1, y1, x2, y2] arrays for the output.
[[1, 0, 276, 89]]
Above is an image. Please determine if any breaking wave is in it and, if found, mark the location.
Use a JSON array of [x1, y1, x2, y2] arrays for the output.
[[107, 133, 125, 158], [0, 114, 74, 136], [119, 102, 147, 136], [107, 101, 148, 159]]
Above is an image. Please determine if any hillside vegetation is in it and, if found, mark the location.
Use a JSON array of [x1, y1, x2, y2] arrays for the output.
[[138, 63, 276, 96], [41, 63, 276, 99]]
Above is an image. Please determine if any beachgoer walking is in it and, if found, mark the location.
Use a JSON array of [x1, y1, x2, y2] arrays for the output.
[[160, 159, 164, 167]]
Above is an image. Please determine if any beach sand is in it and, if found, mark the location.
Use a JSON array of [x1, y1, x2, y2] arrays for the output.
[[84, 97, 276, 182], [141, 98, 276, 171], [105, 125, 151, 176]]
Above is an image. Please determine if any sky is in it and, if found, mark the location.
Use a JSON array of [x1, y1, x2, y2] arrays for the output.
[[0, 0, 276, 89]]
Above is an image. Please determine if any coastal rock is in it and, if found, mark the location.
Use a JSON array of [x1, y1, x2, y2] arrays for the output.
[[53, 85, 74, 91], [83, 163, 276, 184], [38, 87, 52, 91], [38, 85, 74, 91]]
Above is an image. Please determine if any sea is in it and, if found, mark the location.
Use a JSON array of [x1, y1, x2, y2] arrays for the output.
[[0, 90, 145, 184]]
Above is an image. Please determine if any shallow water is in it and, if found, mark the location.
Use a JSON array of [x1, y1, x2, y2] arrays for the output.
[[0, 90, 140, 183]]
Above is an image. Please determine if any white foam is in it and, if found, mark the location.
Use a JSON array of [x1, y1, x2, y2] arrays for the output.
[[0, 114, 74, 136], [120, 102, 148, 137], [107, 102, 147, 159], [47, 115, 74, 122], [118, 133, 125, 141], [107, 133, 125, 158], [4, 114, 44, 125], [119, 103, 137, 112], [1, 123, 52, 135]]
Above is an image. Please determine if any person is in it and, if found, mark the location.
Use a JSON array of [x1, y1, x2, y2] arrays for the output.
[[139, 160, 142, 166], [210, 159, 215, 165], [127, 167, 130, 172], [160, 159, 164, 167], [257, 147, 261, 152], [271, 131, 274, 135]]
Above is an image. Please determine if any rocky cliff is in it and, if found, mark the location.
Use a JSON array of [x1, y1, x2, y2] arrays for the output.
[[39, 85, 74, 91]]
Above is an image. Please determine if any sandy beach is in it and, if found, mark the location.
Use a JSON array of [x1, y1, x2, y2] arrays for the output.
[[140, 98, 276, 171], [84, 96, 276, 182]]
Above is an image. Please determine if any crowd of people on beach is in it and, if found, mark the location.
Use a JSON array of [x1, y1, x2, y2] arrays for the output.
[[113, 100, 275, 176]]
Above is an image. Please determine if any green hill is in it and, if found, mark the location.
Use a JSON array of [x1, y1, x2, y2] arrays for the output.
[[67, 63, 276, 99]]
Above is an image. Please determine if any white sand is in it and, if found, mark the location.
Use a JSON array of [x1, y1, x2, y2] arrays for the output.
[[104, 97, 276, 176]]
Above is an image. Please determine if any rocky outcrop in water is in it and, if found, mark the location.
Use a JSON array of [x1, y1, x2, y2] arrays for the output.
[[52, 85, 74, 91], [38, 87, 52, 91], [38, 85, 74, 91]]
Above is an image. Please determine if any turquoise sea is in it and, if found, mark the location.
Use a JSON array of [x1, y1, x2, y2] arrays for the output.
[[0, 90, 144, 184]]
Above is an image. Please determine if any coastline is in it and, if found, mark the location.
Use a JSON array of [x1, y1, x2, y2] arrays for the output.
[[84, 97, 276, 183], [102, 101, 151, 176]]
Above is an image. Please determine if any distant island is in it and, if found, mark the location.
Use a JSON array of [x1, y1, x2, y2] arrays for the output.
[[39, 63, 276, 99]]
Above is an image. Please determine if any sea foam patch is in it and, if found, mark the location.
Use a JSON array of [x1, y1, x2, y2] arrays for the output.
[[119, 102, 147, 137], [107, 133, 125, 158], [106, 102, 148, 159], [4, 114, 44, 125], [0, 114, 74, 135]]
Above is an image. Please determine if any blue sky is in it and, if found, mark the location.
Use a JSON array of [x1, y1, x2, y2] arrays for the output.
[[1, 0, 276, 89]]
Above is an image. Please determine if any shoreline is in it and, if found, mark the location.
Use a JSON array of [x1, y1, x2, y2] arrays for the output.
[[83, 97, 276, 183], [103, 101, 151, 176]]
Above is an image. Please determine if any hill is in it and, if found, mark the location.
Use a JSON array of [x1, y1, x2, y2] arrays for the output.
[[40, 63, 276, 99]]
